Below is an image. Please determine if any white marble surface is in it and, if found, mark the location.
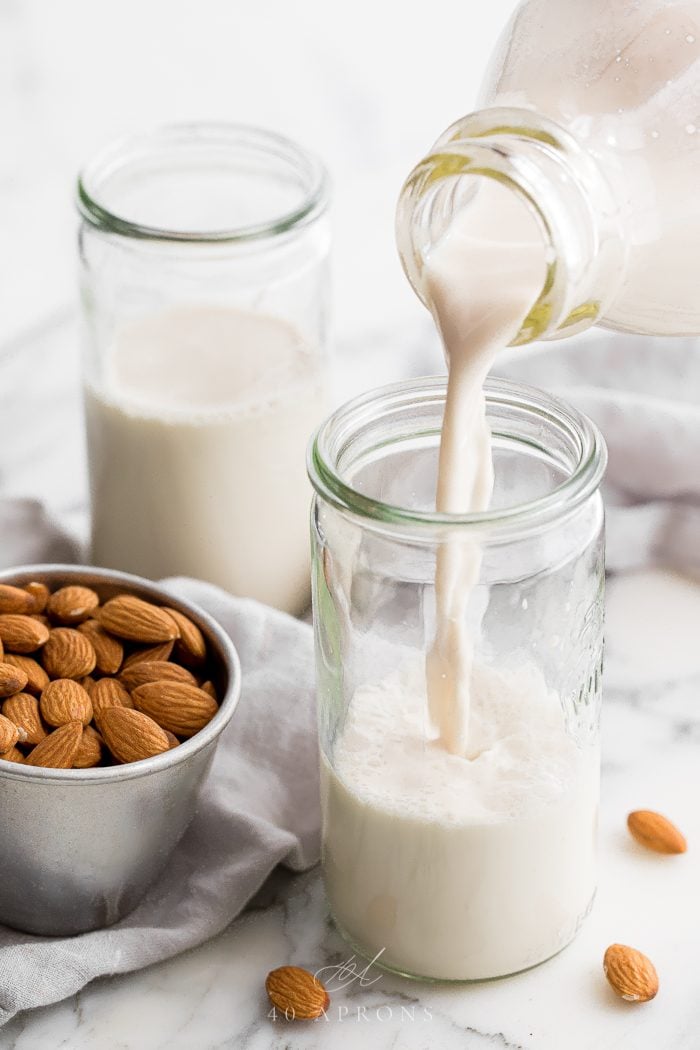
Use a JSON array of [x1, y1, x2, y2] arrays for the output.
[[2, 1, 700, 1047]]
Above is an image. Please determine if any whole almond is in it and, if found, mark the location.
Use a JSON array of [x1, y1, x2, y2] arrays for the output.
[[98, 596, 179, 644], [40, 679, 93, 727], [164, 729, 180, 749], [0, 746, 25, 764], [32, 614, 51, 628], [78, 619, 123, 675], [627, 810, 687, 855], [73, 725, 103, 769], [0, 614, 50, 654], [120, 661, 196, 691], [91, 677, 134, 719], [0, 714, 21, 751], [0, 584, 36, 615], [265, 966, 330, 1020], [47, 585, 100, 625], [132, 681, 218, 737], [164, 607, 207, 664], [2, 654, 49, 696], [0, 660, 29, 698], [24, 581, 50, 613], [201, 680, 218, 701], [604, 944, 659, 1003], [42, 628, 97, 679], [99, 707, 170, 763], [2, 693, 47, 745], [26, 721, 83, 769], [122, 641, 175, 669]]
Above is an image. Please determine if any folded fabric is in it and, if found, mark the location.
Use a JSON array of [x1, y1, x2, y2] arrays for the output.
[[0, 578, 318, 1028]]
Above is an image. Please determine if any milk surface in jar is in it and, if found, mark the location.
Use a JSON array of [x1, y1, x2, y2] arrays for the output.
[[320, 180, 601, 981]]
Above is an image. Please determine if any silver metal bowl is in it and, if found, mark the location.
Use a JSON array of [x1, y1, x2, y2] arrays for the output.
[[0, 564, 242, 936]]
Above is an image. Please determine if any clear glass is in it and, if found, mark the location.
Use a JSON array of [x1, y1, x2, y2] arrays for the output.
[[78, 123, 330, 614], [309, 378, 606, 981], [397, 0, 700, 339]]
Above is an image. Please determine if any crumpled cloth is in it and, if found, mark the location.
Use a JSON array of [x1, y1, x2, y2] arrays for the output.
[[0, 576, 317, 1028]]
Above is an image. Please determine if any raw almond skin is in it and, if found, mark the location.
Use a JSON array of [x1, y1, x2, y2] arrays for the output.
[[132, 681, 218, 738], [120, 660, 197, 691], [122, 641, 175, 669], [32, 614, 51, 628], [24, 581, 50, 613], [26, 721, 83, 769], [0, 584, 36, 615], [91, 677, 134, 719], [73, 725, 103, 769], [0, 745, 25, 764], [78, 619, 123, 675], [265, 966, 330, 1020], [42, 628, 97, 679], [0, 660, 29, 698], [627, 810, 687, 855], [40, 679, 93, 727], [164, 607, 207, 664], [99, 707, 171, 763], [98, 596, 179, 644], [2, 693, 47, 745], [2, 653, 49, 696], [47, 585, 100, 625], [0, 714, 20, 751], [604, 944, 659, 1002], [0, 614, 50, 654]]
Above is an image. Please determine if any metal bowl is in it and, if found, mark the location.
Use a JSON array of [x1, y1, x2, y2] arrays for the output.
[[0, 564, 242, 936]]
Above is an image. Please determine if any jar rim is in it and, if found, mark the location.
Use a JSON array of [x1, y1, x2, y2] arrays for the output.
[[76, 122, 329, 243], [308, 376, 607, 539]]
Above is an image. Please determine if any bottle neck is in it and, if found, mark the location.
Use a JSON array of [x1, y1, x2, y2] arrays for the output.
[[396, 107, 627, 344]]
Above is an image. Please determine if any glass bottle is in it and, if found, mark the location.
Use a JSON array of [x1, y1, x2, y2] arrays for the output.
[[78, 124, 330, 614], [309, 377, 606, 981], [397, 0, 700, 339]]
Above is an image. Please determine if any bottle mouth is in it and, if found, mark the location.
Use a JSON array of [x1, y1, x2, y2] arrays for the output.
[[77, 122, 329, 243], [308, 376, 607, 542]]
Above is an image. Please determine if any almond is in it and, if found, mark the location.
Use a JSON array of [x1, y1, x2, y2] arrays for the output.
[[0, 614, 50, 653], [99, 707, 170, 763], [122, 641, 175, 669], [40, 679, 93, 727], [120, 660, 196, 691], [47, 585, 99, 625], [0, 584, 36, 615], [90, 677, 134, 718], [265, 966, 330, 1020], [2, 693, 47, 745], [98, 596, 179, 644], [164, 729, 180, 749], [26, 721, 83, 769], [42, 628, 97, 679], [627, 810, 687, 855], [201, 680, 218, 701], [164, 607, 207, 664], [32, 614, 51, 628], [604, 944, 659, 1003], [132, 681, 218, 737], [0, 746, 24, 764], [0, 660, 29, 697], [73, 725, 103, 769], [24, 581, 50, 613], [0, 714, 21, 751], [78, 619, 124, 675], [2, 654, 49, 696]]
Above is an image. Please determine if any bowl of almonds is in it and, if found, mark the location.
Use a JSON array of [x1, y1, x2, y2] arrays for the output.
[[0, 564, 241, 936]]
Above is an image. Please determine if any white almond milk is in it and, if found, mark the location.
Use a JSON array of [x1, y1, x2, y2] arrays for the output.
[[322, 181, 599, 978], [85, 306, 326, 614]]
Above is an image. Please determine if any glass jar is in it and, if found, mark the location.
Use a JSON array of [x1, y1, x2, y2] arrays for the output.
[[78, 123, 330, 615], [308, 377, 606, 981]]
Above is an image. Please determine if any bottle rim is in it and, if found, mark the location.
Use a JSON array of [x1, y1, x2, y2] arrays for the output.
[[308, 376, 607, 541], [76, 122, 329, 243]]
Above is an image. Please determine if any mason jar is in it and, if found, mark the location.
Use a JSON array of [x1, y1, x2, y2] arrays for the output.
[[308, 376, 606, 981], [78, 123, 330, 615]]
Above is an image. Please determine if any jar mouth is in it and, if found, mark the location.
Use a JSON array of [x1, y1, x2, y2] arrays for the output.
[[77, 122, 329, 243], [308, 376, 607, 539]]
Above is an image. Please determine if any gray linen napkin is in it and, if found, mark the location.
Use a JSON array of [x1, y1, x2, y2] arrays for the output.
[[0, 575, 318, 1028]]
